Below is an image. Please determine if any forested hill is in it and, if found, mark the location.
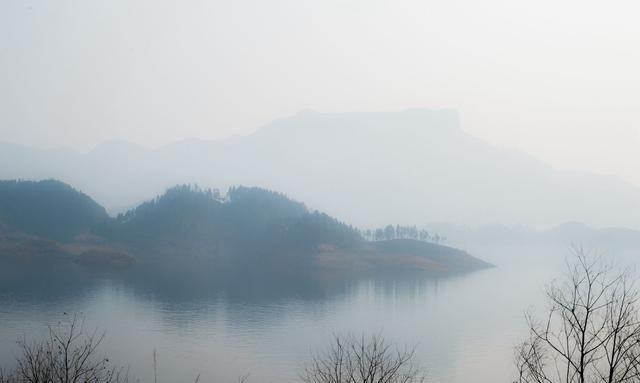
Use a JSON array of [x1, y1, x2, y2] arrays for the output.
[[0, 179, 108, 241], [0, 179, 491, 275], [94, 185, 364, 258]]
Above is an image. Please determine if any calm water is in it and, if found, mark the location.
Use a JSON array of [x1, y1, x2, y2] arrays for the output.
[[0, 245, 581, 383]]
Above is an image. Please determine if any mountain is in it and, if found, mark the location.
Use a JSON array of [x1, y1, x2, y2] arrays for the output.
[[0, 228, 72, 266], [94, 185, 361, 259], [4, 108, 636, 228], [0, 180, 490, 275], [0, 179, 109, 241], [95, 185, 490, 275]]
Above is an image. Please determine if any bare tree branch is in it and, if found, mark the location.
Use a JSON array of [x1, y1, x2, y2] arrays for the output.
[[302, 334, 425, 383], [515, 249, 640, 383], [3, 314, 130, 383]]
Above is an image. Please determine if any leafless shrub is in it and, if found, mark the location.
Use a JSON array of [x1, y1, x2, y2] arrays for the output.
[[515, 248, 640, 383], [302, 334, 425, 383], [0, 368, 17, 383], [2, 314, 129, 383]]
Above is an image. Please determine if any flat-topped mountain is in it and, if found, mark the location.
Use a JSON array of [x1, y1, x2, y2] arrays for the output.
[[2, 109, 640, 229]]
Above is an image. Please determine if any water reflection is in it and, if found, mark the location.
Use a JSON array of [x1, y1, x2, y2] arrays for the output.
[[0, 246, 570, 383]]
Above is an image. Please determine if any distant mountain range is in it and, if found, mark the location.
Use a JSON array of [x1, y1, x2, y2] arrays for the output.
[[2, 109, 639, 228], [427, 221, 640, 250], [0, 179, 490, 276]]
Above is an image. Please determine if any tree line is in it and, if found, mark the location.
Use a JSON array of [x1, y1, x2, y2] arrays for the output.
[[360, 225, 446, 244]]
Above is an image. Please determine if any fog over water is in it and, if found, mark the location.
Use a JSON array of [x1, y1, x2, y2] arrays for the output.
[[3, 238, 640, 383], [0, 245, 557, 383], [2, 1, 640, 383]]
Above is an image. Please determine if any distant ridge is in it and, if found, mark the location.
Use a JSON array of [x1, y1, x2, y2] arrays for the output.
[[425, 221, 640, 252], [1, 109, 639, 228], [253, 108, 461, 137]]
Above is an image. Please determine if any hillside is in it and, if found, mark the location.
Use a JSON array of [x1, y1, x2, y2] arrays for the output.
[[95, 185, 363, 260], [366, 239, 491, 273], [95, 185, 491, 275], [0, 180, 491, 276], [2, 109, 640, 228], [0, 179, 109, 241], [0, 225, 72, 266]]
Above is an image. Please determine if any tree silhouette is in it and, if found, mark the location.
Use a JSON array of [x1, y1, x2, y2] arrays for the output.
[[515, 250, 640, 383]]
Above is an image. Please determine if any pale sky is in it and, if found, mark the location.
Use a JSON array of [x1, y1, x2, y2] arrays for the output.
[[1, 0, 639, 186]]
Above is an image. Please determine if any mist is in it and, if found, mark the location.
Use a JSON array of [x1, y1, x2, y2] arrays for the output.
[[2, 0, 640, 182], [2, 108, 640, 230], [2, 1, 640, 383]]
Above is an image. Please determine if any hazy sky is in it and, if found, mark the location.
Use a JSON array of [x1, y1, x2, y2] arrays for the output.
[[1, 0, 639, 186]]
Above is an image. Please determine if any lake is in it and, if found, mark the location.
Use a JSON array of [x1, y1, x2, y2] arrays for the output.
[[0, 244, 586, 383]]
